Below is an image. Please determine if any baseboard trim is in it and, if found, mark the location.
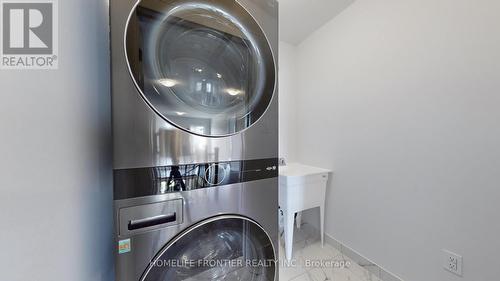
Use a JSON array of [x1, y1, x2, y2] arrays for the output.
[[324, 233, 404, 281]]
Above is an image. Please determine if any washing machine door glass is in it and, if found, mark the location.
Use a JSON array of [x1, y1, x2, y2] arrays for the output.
[[141, 216, 276, 281], [126, 0, 276, 137]]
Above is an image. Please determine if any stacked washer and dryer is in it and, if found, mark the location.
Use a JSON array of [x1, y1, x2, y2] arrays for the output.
[[110, 0, 279, 280]]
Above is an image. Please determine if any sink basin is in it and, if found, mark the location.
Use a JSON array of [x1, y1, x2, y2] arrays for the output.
[[279, 163, 331, 211], [279, 163, 331, 184]]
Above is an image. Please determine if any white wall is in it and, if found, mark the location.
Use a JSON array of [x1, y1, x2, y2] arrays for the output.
[[0, 1, 113, 281], [293, 0, 500, 280], [279, 41, 298, 163]]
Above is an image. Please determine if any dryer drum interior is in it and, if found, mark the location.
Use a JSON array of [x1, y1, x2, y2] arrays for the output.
[[141, 215, 276, 281], [125, 0, 276, 137]]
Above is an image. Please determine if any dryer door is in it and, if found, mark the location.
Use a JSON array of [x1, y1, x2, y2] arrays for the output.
[[141, 216, 276, 281], [125, 0, 276, 137]]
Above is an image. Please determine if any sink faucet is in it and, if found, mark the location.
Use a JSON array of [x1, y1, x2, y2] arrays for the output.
[[279, 158, 286, 166]]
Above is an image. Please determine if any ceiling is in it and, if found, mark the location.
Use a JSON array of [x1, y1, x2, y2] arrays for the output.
[[279, 0, 355, 45]]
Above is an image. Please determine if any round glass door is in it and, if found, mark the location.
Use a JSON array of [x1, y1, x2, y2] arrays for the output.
[[141, 216, 276, 281], [126, 0, 276, 137]]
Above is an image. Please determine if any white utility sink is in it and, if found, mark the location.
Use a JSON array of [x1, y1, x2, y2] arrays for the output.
[[279, 163, 331, 261]]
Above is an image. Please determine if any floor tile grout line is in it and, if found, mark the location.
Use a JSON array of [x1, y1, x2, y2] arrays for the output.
[[279, 222, 391, 281]]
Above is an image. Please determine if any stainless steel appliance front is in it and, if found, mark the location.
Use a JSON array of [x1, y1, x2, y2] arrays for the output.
[[111, 0, 278, 169], [111, 0, 279, 280], [114, 178, 279, 281]]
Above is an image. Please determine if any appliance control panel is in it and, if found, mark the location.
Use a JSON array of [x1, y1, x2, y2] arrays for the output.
[[114, 158, 279, 200]]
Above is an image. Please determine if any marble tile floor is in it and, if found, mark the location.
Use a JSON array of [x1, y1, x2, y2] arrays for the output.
[[278, 223, 382, 281]]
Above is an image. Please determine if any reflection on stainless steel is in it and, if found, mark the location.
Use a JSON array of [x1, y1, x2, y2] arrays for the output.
[[157, 78, 179, 87], [226, 88, 245, 96]]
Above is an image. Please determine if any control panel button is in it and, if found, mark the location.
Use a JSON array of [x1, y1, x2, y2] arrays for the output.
[[204, 164, 228, 185]]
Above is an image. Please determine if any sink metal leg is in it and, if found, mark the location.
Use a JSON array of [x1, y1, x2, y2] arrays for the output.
[[296, 212, 302, 229], [320, 204, 325, 247], [284, 211, 295, 261]]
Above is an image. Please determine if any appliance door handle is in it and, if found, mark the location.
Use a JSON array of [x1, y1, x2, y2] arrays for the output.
[[128, 213, 177, 231]]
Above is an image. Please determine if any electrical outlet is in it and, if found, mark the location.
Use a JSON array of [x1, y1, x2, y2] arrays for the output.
[[443, 249, 463, 276]]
